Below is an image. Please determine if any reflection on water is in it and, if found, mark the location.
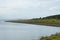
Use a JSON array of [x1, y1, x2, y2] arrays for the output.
[[0, 21, 60, 40]]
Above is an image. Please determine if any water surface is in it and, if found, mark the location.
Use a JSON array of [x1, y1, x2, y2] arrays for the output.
[[0, 21, 60, 40]]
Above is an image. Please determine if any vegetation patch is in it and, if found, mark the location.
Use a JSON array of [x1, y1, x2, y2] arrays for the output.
[[40, 33, 60, 40]]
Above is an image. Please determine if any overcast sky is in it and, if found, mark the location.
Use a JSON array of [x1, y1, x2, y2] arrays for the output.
[[0, 0, 60, 19]]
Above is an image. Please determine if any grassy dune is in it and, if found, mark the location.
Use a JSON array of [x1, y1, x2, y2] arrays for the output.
[[40, 33, 60, 40]]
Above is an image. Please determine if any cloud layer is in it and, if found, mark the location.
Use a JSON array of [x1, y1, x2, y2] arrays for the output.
[[0, 0, 60, 19]]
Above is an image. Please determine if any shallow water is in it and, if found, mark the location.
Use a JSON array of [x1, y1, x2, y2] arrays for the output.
[[0, 21, 60, 40]]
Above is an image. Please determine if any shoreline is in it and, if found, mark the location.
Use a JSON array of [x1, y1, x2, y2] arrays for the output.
[[6, 21, 60, 27]]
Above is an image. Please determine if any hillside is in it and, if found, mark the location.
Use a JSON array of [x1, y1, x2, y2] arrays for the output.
[[42, 14, 60, 19]]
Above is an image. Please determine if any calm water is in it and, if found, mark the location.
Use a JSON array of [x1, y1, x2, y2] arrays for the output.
[[0, 21, 60, 40]]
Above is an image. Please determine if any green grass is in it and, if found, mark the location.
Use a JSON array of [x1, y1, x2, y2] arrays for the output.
[[40, 33, 60, 40], [6, 19, 60, 24]]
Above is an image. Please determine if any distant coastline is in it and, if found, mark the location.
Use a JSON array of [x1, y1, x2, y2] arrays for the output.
[[6, 21, 60, 27], [6, 14, 60, 27]]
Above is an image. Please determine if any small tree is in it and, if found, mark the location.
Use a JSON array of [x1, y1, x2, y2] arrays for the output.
[[40, 17, 41, 19]]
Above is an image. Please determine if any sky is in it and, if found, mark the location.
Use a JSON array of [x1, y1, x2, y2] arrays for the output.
[[0, 0, 60, 19]]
